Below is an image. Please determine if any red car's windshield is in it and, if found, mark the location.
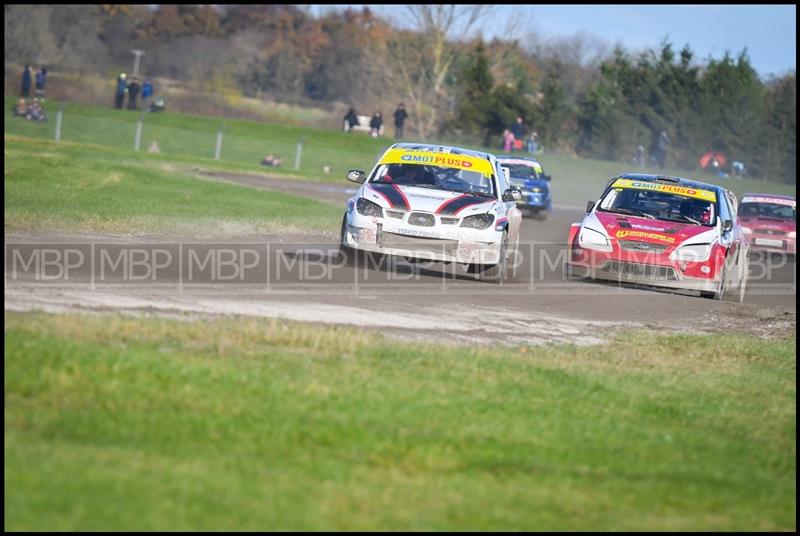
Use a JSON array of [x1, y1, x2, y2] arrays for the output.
[[598, 187, 717, 226], [740, 202, 796, 221]]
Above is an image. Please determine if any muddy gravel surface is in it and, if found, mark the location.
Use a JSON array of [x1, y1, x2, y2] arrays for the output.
[[5, 170, 796, 346]]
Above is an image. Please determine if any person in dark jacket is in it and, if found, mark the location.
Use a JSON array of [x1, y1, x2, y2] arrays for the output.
[[35, 67, 47, 100], [343, 107, 358, 132], [115, 73, 127, 109], [127, 77, 141, 110], [369, 111, 383, 137], [511, 117, 525, 142], [21, 65, 32, 97], [393, 103, 408, 139]]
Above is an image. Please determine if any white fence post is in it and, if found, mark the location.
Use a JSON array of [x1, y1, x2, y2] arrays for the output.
[[294, 136, 304, 171], [134, 113, 143, 151], [215, 124, 224, 161], [54, 105, 63, 143]]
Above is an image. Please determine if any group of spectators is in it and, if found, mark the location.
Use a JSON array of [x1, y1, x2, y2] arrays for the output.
[[15, 65, 48, 122], [114, 73, 155, 111], [502, 117, 539, 154], [630, 131, 670, 169], [12, 97, 46, 122], [343, 103, 408, 139], [20, 64, 47, 99]]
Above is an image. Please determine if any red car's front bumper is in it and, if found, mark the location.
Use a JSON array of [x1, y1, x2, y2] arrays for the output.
[[565, 226, 725, 293], [746, 231, 796, 255]]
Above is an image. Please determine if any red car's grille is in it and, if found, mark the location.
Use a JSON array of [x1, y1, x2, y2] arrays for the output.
[[756, 229, 786, 236], [601, 260, 678, 280], [618, 240, 670, 254]]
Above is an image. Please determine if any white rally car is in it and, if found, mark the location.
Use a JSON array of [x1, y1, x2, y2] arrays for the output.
[[339, 143, 523, 282]]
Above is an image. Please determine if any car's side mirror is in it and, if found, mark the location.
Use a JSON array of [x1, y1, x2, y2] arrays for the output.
[[586, 200, 595, 213], [346, 169, 367, 184], [722, 219, 733, 232], [543, 174, 551, 181], [502, 188, 523, 202]]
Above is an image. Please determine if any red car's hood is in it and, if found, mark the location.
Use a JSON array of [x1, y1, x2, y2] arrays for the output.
[[593, 211, 712, 246], [740, 216, 795, 233]]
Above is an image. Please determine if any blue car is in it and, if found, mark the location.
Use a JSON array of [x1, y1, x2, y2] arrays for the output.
[[496, 156, 552, 220]]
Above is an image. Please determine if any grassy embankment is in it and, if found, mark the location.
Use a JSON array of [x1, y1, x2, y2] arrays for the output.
[[4, 311, 796, 531], [4, 135, 341, 236]]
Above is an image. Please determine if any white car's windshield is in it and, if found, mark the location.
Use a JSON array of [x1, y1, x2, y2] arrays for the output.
[[371, 163, 495, 197], [598, 186, 717, 226]]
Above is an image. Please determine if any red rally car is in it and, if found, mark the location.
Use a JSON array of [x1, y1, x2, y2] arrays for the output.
[[738, 194, 796, 257], [565, 174, 749, 301]]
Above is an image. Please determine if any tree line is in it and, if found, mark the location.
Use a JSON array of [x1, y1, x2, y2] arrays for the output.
[[4, 4, 795, 183]]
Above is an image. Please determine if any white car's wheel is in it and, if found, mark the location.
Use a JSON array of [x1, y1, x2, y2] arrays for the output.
[[478, 232, 509, 285], [736, 248, 749, 303], [338, 214, 357, 266]]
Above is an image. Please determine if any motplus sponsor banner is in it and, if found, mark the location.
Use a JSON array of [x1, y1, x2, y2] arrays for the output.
[[379, 149, 494, 175], [741, 196, 796, 207], [612, 178, 716, 202]]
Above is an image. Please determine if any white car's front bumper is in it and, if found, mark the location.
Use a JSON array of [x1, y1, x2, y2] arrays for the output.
[[344, 211, 504, 265]]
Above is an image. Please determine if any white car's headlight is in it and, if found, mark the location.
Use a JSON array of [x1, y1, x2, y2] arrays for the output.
[[460, 213, 495, 230], [670, 243, 711, 262], [787, 231, 796, 239], [578, 227, 612, 252]]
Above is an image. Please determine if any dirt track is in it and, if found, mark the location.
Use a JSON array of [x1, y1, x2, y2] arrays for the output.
[[5, 170, 796, 346]]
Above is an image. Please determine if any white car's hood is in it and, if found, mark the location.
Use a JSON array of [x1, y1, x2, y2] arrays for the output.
[[363, 183, 496, 216]]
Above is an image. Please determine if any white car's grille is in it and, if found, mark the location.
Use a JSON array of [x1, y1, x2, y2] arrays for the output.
[[380, 232, 458, 255], [408, 212, 435, 227]]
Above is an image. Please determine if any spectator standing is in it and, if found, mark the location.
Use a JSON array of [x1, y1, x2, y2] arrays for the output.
[[35, 67, 47, 100], [343, 107, 358, 132], [21, 65, 32, 97], [634, 144, 646, 167], [115, 73, 128, 109], [527, 130, 539, 154], [127, 77, 141, 110], [369, 111, 383, 137], [141, 79, 153, 107], [502, 129, 514, 152], [393, 103, 408, 139], [511, 117, 525, 145], [655, 130, 669, 169]]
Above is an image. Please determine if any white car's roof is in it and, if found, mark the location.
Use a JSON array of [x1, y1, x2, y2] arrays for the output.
[[389, 142, 496, 163]]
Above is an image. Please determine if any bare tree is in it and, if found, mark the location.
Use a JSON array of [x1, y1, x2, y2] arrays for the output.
[[525, 30, 611, 99], [383, 5, 492, 140]]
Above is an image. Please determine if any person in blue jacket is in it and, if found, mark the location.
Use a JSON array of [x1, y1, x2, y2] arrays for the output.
[[35, 67, 47, 100]]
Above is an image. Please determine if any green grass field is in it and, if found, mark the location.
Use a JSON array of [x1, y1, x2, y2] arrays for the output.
[[5, 96, 795, 208], [4, 135, 341, 236], [4, 311, 796, 531]]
